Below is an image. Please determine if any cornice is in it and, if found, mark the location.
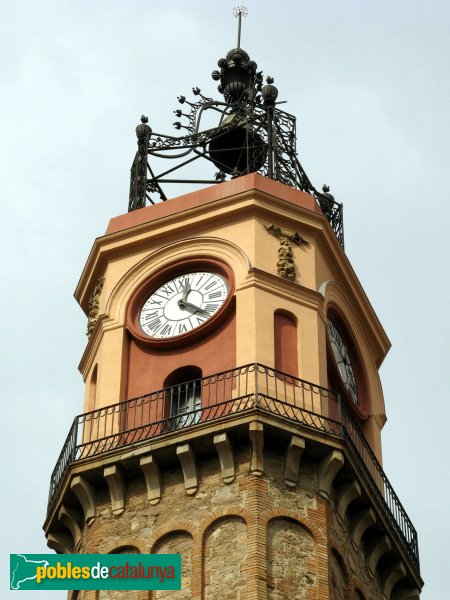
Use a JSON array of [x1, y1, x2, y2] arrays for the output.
[[240, 267, 325, 312]]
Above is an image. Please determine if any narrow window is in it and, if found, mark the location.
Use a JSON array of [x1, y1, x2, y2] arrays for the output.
[[88, 364, 98, 411], [274, 311, 298, 378]]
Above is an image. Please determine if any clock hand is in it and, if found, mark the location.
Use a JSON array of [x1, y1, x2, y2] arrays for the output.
[[178, 300, 209, 316], [181, 280, 191, 302]]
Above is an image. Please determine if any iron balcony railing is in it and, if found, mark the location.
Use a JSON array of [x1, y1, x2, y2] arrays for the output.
[[47, 363, 419, 570]]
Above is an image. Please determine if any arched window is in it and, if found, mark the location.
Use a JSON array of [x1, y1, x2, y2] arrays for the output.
[[164, 366, 203, 429], [274, 310, 298, 378]]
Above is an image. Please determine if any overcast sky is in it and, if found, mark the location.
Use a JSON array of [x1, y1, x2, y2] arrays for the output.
[[1, 1, 449, 598]]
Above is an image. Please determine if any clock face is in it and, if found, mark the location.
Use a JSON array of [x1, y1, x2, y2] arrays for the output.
[[139, 272, 228, 339], [327, 318, 358, 405]]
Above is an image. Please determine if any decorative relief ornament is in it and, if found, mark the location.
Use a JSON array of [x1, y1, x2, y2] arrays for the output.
[[264, 224, 308, 281], [86, 277, 105, 339]]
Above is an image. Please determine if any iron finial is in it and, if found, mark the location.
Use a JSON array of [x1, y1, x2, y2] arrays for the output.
[[233, 5, 248, 49]]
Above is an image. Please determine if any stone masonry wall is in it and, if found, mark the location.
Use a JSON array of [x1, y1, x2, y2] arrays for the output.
[[71, 445, 385, 600]]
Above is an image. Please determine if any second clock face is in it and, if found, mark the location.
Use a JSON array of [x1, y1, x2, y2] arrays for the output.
[[139, 272, 228, 339], [327, 318, 359, 405]]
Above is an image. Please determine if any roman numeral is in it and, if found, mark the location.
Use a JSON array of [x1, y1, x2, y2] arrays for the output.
[[195, 274, 206, 287], [208, 291, 223, 300], [203, 303, 218, 314], [178, 323, 188, 334], [176, 277, 188, 292], [143, 311, 158, 320], [328, 321, 342, 348], [160, 284, 175, 296], [196, 317, 206, 325], [159, 323, 172, 336], [147, 318, 162, 331]]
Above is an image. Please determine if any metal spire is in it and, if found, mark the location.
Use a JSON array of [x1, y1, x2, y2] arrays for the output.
[[233, 5, 248, 49]]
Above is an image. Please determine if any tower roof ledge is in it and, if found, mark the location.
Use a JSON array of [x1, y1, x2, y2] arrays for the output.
[[106, 174, 322, 235]]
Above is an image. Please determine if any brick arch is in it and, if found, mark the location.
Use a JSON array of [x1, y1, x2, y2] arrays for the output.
[[198, 506, 254, 538], [266, 515, 318, 600], [95, 539, 148, 600], [148, 522, 196, 553], [261, 508, 326, 543], [202, 514, 248, 600], [329, 546, 351, 600], [102, 536, 146, 554], [150, 529, 194, 600]]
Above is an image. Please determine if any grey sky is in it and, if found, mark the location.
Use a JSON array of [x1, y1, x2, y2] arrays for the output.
[[1, 1, 449, 598]]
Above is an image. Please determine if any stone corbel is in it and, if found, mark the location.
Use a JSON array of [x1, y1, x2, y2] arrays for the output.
[[47, 532, 74, 554], [249, 422, 264, 476], [140, 454, 162, 504], [104, 465, 126, 515], [336, 479, 361, 521], [383, 561, 406, 599], [70, 475, 97, 524], [317, 450, 344, 498], [213, 433, 235, 483], [352, 508, 376, 547], [58, 505, 82, 550], [176, 444, 198, 495], [283, 435, 305, 487], [368, 535, 392, 576]]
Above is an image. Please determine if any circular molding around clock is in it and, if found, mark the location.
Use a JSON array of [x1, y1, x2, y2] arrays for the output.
[[126, 258, 235, 348]]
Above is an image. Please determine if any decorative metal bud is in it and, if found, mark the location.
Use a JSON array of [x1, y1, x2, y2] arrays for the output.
[[174, 109, 182, 117], [192, 86, 201, 95], [262, 78, 279, 106], [211, 70, 221, 81], [177, 95, 186, 104], [173, 121, 182, 130], [218, 58, 226, 68], [135, 115, 152, 139]]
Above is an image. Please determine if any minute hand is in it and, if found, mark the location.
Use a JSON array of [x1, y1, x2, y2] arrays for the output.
[[178, 300, 210, 316]]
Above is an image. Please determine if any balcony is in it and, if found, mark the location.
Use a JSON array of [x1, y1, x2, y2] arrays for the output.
[[47, 363, 419, 574]]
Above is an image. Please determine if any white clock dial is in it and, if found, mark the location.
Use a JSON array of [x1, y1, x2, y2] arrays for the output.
[[139, 272, 228, 339], [327, 319, 358, 405]]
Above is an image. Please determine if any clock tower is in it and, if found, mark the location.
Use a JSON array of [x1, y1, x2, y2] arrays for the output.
[[44, 10, 422, 600]]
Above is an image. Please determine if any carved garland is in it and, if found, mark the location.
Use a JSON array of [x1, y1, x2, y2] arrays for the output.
[[264, 224, 308, 281], [86, 277, 105, 339]]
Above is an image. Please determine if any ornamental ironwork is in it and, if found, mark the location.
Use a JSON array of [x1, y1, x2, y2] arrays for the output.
[[128, 8, 344, 248]]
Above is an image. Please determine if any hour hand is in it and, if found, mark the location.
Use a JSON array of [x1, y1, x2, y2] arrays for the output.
[[178, 300, 209, 315]]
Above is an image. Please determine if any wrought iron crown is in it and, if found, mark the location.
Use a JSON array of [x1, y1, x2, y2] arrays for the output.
[[128, 18, 344, 247]]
